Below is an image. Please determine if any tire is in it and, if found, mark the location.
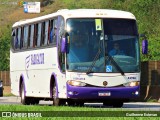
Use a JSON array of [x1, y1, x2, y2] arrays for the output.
[[20, 83, 30, 105], [67, 100, 75, 106], [0, 89, 3, 97], [103, 102, 112, 107], [53, 83, 65, 106], [33, 98, 39, 105], [112, 102, 123, 108], [75, 102, 84, 107], [29, 98, 39, 105], [0, 93, 3, 97]]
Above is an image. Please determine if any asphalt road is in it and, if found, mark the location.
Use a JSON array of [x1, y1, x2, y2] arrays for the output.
[[0, 97, 160, 111]]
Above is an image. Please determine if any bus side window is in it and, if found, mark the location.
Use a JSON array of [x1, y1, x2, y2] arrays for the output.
[[49, 19, 57, 45], [49, 20, 53, 44], [41, 22, 45, 46], [37, 23, 42, 47], [33, 23, 38, 47], [30, 24, 34, 47], [23, 25, 29, 48], [28, 25, 31, 48], [48, 20, 51, 44], [44, 20, 49, 46], [16, 27, 21, 49], [20, 26, 24, 49], [12, 29, 17, 50]]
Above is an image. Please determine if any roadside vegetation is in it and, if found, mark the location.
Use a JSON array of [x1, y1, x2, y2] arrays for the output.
[[3, 93, 15, 97], [0, 0, 160, 70]]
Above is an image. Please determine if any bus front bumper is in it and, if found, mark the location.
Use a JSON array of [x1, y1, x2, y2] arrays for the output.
[[67, 84, 140, 99]]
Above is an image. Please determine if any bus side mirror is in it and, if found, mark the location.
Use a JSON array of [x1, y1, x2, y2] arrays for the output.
[[142, 39, 148, 54], [61, 37, 67, 53]]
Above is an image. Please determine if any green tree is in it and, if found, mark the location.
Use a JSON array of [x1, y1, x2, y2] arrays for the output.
[[0, 26, 10, 70]]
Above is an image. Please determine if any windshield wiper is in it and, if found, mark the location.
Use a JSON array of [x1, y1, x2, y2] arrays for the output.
[[86, 52, 125, 75], [86, 49, 101, 74], [106, 54, 125, 76]]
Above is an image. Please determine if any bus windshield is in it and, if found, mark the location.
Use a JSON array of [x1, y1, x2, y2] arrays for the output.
[[66, 18, 140, 73]]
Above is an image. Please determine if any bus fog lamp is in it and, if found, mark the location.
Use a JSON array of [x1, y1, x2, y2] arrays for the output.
[[68, 91, 78, 95], [68, 91, 73, 95], [135, 91, 139, 95]]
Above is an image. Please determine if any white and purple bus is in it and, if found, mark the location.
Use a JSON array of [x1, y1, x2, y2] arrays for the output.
[[10, 9, 145, 107]]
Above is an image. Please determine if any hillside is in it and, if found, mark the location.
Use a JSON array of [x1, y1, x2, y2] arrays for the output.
[[0, 0, 160, 70]]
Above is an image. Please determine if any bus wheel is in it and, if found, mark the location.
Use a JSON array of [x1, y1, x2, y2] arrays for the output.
[[75, 101, 84, 106], [103, 102, 112, 106], [20, 83, 30, 105], [34, 98, 39, 105], [67, 100, 75, 106], [52, 83, 65, 106], [30, 98, 39, 105], [112, 102, 123, 108]]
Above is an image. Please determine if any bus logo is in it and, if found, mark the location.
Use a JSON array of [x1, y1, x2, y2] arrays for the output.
[[25, 53, 44, 70], [25, 55, 30, 69], [103, 81, 108, 86]]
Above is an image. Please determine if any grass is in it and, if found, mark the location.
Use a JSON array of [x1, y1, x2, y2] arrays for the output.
[[0, 105, 160, 119], [146, 98, 158, 103], [3, 93, 15, 97]]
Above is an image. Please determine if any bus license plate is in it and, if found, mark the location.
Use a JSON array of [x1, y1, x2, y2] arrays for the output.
[[98, 92, 111, 96]]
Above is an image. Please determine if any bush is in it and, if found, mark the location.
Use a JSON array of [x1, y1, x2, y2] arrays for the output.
[[0, 26, 10, 70]]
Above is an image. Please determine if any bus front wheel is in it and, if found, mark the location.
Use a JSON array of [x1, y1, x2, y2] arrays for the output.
[[112, 102, 123, 108], [52, 83, 65, 106]]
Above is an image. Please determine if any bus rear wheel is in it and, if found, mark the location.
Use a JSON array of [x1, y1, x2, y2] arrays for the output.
[[29, 98, 39, 105], [20, 83, 30, 105], [52, 83, 65, 106]]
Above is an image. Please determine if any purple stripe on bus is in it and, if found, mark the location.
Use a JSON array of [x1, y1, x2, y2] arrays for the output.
[[66, 84, 140, 99]]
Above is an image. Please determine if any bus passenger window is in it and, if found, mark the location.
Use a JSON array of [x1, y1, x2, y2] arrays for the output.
[[33, 24, 38, 47], [15, 28, 21, 49], [48, 20, 51, 44], [23, 26, 29, 48], [30, 24, 34, 47], [49, 19, 57, 45], [44, 21, 49, 45], [12, 29, 17, 49], [20, 27, 24, 49], [28, 25, 31, 48], [37, 23, 42, 47], [49, 20, 53, 44], [41, 22, 45, 46], [11, 29, 15, 49]]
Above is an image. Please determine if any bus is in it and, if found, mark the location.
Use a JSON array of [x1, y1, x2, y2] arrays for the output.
[[10, 9, 143, 107]]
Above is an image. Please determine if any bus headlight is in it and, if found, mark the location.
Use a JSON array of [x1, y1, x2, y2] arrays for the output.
[[67, 80, 86, 87], [123, 81, 140, 87]]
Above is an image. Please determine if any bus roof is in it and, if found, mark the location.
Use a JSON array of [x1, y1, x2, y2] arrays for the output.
[[12, 9, 136, 28]]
